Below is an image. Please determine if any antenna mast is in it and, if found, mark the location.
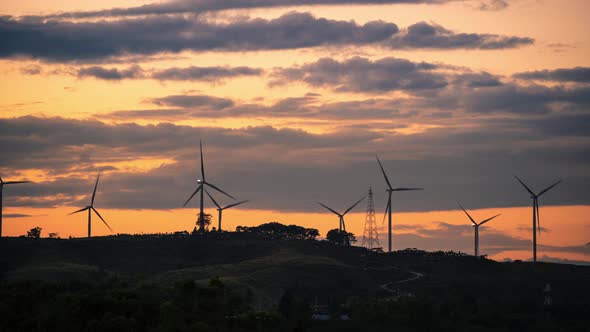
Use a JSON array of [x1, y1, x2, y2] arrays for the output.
[[362, 187, 380, 249]]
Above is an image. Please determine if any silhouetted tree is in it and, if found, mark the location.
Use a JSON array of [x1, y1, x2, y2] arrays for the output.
[[236, 222, 319, 240], [26, 227, 42, 239], [326, 229, 356, 246], [48, 232, 59, 239], [196, 213, 212, 232]]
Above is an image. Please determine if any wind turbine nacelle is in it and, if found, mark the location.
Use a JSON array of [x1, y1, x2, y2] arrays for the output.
[[197, 179, 203, 183]]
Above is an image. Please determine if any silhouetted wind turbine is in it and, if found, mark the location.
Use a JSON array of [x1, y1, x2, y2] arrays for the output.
[[68, 173, 112, 238], [514, 176, 562, 263], [204, 188, 248, 231], [183, 140, 235, 232], [376, 155, 423, 253], [458, 203, 500, 257], [318, 196, 366, 232], [0, 176, 31, 237]]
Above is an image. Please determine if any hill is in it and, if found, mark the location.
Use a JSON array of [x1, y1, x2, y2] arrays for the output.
[[0, 233, 588, 331]]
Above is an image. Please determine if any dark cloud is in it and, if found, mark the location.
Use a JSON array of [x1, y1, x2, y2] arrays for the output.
[[514, 67, 590, 83], [1, 115, 589, 212], [151, 66, 262, 81], [150, 95, 235, 109], [105, 94, 413, 120], [24, 64, 263, 82], [0, 13, 398, 61], [43, 0, 461, 20], [77, 65, 144, 80], [460, 84, 590, 114], [0, 13, 533, 62], [271, 56, 448, 93], [2, 213, 33, 218], [271, 57, 508, 94], [389, 22, 533, 49]]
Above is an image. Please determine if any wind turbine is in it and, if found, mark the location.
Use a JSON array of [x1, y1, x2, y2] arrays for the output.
[[204, 188, 248, 231], [0, 176, 31, 237], [514, 176, 562, 263], [318, 196, 366, 232], [458, 203, 500, 257], [376, 155, 423, 253], [183, 140, 235, 232], [68, 173, 112, 238]]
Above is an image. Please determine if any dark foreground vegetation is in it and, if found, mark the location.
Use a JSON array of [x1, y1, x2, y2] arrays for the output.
[[0, 225, 588, 331]]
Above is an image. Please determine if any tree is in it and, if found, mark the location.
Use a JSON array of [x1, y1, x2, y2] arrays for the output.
[[326, 229, 356, 246], [236, 222, 319, 240], [196, 213, 212, 232], [26, 227, 42, 239]]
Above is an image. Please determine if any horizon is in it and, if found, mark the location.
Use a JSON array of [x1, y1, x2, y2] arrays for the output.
[[1, 0, 589, 265]]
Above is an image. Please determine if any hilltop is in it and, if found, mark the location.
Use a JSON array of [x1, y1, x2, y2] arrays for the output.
[[0, 233, 589, 331]]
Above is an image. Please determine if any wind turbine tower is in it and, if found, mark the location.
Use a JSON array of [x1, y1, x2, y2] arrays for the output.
[[204, 188, 248, 231], [458, 203, 500, 257], [183, 140, 235, 232], [0, 176, 31, 237], [68, 173, 112, 238], [362, 187, 380, 249], [376, 155, 423, 253], [514, 176, 561, 262], [318, 196, 366, 232]]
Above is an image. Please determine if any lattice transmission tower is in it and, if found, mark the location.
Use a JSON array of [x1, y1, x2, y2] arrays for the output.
[[362, 187, 380, 249]]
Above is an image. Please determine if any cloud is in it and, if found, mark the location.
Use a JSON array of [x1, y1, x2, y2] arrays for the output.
[[151, 66, 262, 81], [514, 67, 590, 83], [271, 56, 449, 93], [389, 22, 533, 49], [23, 64, 263, 82], [42, 0, 465, 20], [0, 13, 533, 62], [2, 213, 33, 218], [0, 13, 398, 61], [105, 93, 414, 120], [77, 65, 144, 80], [1, 115, 589, 212], [150, 95, 235, 109], [476, 0, 509, 11]]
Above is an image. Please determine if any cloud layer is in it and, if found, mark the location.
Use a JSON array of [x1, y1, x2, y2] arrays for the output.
[[0, 13, 532, 61]]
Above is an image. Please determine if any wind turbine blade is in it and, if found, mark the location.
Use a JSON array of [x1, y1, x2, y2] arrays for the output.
[[91, 172, 101, 206], [200, 139, 205, 182], [68, 207, 89, 215], [204, 188, 221, 209], [223, 200, 249, 210], [343, 196, 366, 216], [183, 184, 202, 207], [3, 181, 31, 185], [92, 207, 113, 232], [514, 175, 536, 197], [537, 179, 562, 197], [382, 199, 391, 226], [479, 214, 501, 226], [392, 187, 424, 191], [317, 202, 340, 216], [458, 203, 477, 225], [205, 182, 235, 200], [376, 155, 393, 189]]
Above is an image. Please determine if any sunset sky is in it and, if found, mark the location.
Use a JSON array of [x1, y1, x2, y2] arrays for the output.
[[1, 0, 589, 264]]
